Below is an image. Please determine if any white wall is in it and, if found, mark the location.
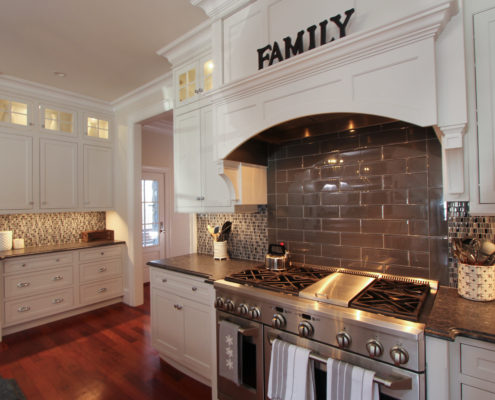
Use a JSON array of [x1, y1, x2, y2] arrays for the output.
[[141, 123, 192, 257]]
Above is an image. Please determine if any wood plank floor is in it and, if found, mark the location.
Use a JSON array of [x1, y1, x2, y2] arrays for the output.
[[0, 285, 211, 400]]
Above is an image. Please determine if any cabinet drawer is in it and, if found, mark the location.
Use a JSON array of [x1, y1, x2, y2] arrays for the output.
[[462, 384, 495, 400], [79, 245, 122, 262], [80, 277, 123, 305], [80, 260, 122, 284], [462, 343, 495, 383], [150, 268, 211, 305], [4, 265, 73, 299], [4, 288, 74, 326], [4, 252, 73, 275]]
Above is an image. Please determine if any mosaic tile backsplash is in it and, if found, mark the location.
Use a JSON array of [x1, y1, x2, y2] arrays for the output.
[[197, 207, 267, 262], [0, 212, 106, 247]]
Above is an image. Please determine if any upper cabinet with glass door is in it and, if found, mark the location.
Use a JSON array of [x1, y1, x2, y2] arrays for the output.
[[0, 96, 33, 131], [39, 104, 76, 136], [175, 54, 215, 106], [83, 113, 111, 143]]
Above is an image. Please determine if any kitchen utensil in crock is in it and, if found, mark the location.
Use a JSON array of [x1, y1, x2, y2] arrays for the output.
[[218, 221, 232, 242]]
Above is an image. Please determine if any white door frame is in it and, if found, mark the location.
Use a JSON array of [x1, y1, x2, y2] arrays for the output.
[[141, 166, 172, 260]]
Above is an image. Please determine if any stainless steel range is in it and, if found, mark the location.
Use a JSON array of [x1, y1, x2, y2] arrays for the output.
[[214, 265, 437, 400]]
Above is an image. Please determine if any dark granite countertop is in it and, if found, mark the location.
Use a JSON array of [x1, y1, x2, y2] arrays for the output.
[[426, 286, 495, 343], [147, 253, 261, 283], [0, 240, 126, 260]]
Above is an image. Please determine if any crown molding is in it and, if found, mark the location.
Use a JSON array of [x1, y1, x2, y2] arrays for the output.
[[156, 19, 212, 67], [112, 71, 173, 112], [190, 0, 254, 19], [142, 119, 174, 134], [0, 75, 112, 113]]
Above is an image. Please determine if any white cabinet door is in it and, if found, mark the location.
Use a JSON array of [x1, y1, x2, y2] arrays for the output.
[[202, 106, 232, 209], [151, 288, 183, 359], [0, 132, 33, 210], [83, 145, 113, 208], [174, 110, 203, 211], [40, 139, 78, 209], [475, 7, 495, 204], [183, 297, 212, 379]]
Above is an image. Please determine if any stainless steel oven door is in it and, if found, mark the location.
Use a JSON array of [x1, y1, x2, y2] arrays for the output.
[[217, 311, 264, 400], [264, 327, 425, 400]]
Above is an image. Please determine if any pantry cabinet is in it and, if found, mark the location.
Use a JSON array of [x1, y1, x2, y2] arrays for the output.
[[0, 133, 33, 211], [150, 267, 215, 385]]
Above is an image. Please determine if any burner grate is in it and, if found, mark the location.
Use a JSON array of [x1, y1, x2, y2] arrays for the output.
[[225, 267, 332, 294], [349, 279, 430, 322]]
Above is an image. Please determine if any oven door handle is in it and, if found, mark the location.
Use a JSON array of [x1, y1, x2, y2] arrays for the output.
[[238, 327, 259, 337], [268, 335, 412, 391]]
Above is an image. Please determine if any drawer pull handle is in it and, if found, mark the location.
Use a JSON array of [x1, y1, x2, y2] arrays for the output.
[[17, 282, 30, 288], [56, 258, 60, 262], [18, 306, 31, 313], [100, 252, 105, 256], [162, 278, 167, 283], [52, 275, 64, 281], [52, 297, 64, 304], [174, 304, 183, 310], [98, 267, 107, 273], [97, 287, 107, 293], [192, 287, 197, 291], [21, 263, 26, 267]]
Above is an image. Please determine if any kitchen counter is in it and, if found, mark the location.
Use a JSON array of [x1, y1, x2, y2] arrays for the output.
[[0, 240, 126, 260], [147, 253, 261, 283], [426, 286, 495, 343]]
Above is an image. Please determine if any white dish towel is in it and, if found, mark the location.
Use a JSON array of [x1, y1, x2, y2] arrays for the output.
[[326, 358, 379, 400], [267, 338, 315, 400]]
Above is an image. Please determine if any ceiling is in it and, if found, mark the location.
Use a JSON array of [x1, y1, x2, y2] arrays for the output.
[[0, 0, 208, 102]]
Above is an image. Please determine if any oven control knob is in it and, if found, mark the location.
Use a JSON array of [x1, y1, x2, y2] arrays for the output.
[[248, 306, 261, 319], [225, 299, 235, 312], [214, 297, 225, 309], [366, 339, 383, 358], [298, 321, 314, 338], [390, 346, 409, 366], [272, 314, 286, 329], [237, 303, 249, 315], [336, 332, 352, 348]]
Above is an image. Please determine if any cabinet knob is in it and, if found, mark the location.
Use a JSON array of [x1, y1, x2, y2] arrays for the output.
[[192, 287, 197, 291], [42, 201, 47, 205], [96, 287, 107, 294], [98, 266, 107, 273], [18, 306, 31, 313], [17, 281, 30, 288], [56, 258, 60, 262], [52, 275, 63, 281], [100, 252, 105, 256], [21, 263, 26, 267]]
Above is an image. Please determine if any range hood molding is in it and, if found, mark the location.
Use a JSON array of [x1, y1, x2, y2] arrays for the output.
[[210, 0, 466, 198]]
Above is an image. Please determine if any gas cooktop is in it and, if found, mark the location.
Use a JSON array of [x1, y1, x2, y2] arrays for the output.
[[225, 265, 433, 322]]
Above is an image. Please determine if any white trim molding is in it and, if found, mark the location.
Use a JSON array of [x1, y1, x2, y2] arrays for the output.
[[190, 0, 254, 20]]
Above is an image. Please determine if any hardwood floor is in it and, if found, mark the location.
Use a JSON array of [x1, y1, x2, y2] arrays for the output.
[[0, 285, 212, 400]]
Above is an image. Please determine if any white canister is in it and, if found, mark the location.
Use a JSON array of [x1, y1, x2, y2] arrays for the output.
[[0, 231, 13, 251], [214, 241, 228, 260], [13, 238, 25, 249], [458, 262, 495, 301]]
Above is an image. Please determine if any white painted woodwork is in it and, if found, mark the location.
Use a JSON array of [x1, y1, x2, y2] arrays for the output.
[[1, 245, 124, 336], [0, 133, 33, 210], [426, 336, 451, 400], [173, 53, 214, 106], [218, 160, 267, 205], [150, 267, 214, 383], [4, 265, 73, 299], [462, 385, 495, 400], [40, 139, 78, 209], [474, 7, 495, 205], [83, 144, 113, 209]]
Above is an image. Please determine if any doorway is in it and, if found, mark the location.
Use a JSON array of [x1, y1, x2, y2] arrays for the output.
[[141, 168, 170, 283]]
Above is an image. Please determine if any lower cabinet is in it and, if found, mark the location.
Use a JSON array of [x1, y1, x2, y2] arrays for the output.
[[150, 267, 216, 390], [426, 336, 495, 400], [0, 244, 124, 337]]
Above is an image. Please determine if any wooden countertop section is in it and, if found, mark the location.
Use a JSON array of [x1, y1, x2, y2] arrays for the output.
[[147, 253, 261, 283], [426, 286, 495, 343], [0, 240, 126, 260]]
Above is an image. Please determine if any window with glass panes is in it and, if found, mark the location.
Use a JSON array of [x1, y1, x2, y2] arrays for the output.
[[87, 117, 109, 139], [142, 179, 159, 247]]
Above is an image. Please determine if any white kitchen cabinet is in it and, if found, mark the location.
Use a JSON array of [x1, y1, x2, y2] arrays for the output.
[[1, 244, 124, 338], [150, 267, 215, 386], [174, 53, 214, 106], [40, 139, 78, 209], [0, 132, 33, 211], [174, 105, 232, 212], [83, 144, 113, 209], [39, 104, 76, 136]]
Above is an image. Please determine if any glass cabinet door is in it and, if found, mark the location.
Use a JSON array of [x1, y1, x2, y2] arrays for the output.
[[0, 98, 29, 127], [40, 105, 75, 135]]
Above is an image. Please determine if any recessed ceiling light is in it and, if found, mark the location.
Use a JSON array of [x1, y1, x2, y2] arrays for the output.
[[54, 71, 66, 78]]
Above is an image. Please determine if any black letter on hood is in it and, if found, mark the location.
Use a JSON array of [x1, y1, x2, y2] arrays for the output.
[[330, 8, 355, 38], [257, 44, 272, 70], [283, 30, 305, 59]]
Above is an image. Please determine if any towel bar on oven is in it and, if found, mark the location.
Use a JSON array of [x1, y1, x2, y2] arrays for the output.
[[268, 336, 412, 391]]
